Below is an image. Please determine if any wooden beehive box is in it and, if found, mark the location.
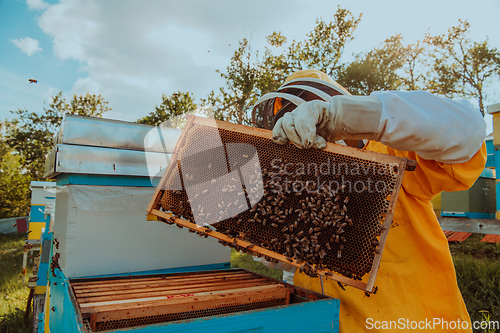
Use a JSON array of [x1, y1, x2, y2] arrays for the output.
[[69, 269, 338, 332]]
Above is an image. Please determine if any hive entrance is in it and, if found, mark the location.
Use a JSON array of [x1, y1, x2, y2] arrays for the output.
[[148, 116, 416, 292]]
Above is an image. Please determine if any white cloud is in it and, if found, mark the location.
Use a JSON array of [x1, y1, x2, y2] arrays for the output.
[[11, 37, 43, 56], [26, 0, 49, 10], [34, 0, 500, 122], [36, 0, 304, 121]]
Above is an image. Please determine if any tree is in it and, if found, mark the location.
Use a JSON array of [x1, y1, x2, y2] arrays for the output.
[[0, 147, 31, 219], [288, 6, 362, 77], [336, 34, 428, 95], [5, 92, 110, 180], [207, 6, 362, 128], [425, 20, 500, 116], [337, 35, 405, 95], [137, 91, 198, 126]]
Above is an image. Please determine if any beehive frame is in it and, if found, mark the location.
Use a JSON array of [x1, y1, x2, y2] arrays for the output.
[[147, 116, 416, 293], [71, 269, 330, 331]]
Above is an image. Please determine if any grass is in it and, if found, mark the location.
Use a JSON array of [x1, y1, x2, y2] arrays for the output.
[[450, 234, 500, 330], [0, 233, 33, 333], [230, 248, 283, 281]]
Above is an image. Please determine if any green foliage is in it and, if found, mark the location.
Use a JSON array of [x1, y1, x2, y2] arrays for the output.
[[425, 20, 500, 115], [230, 248, 283, 281], [0, 233, 33, 333], [5, 92, 110, 180], [454, 255, 500, 329], [137, 91, 198, 126], [204, 38, 262, 125], [0, 148, 31, 219], [291, 6, 362, 77], [337, 35, 404, 95], [206, 6, 362, 128]]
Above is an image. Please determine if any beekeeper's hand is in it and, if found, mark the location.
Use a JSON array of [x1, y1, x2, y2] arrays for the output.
[[272, 96, 382, 150], [272, 92, 486, 164]]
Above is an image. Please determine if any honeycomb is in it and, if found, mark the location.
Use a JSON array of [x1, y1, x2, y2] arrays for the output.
[[93, 299, 284, 331], [158, 117, 408, 281]]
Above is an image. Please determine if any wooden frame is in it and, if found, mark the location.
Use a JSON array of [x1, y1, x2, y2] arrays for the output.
[[70, 269, 330, 331], [147, 116, 416, 293]]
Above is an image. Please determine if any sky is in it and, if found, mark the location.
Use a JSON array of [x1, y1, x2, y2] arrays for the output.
[[1, 0, 499, 132]]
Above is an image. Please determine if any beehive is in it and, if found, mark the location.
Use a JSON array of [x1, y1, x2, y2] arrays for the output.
[[70, 269, 332, 332], [147, 116, 416, 293]]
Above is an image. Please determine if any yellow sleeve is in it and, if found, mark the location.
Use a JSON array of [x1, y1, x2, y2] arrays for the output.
[[365, 141, 487, 201]]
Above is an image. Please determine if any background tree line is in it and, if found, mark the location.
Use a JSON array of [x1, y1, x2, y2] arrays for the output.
[[1, 6, 499, 218]]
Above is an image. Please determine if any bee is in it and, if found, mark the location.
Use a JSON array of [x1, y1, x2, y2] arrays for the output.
[[325, 271, 334, 277]]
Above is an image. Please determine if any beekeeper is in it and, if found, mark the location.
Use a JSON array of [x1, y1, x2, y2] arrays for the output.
[[252, 69, 486, 332]]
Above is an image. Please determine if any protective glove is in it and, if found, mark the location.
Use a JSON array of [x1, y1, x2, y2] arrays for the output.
[[272, 91, 486, 164], [272, 95, 382, 149]]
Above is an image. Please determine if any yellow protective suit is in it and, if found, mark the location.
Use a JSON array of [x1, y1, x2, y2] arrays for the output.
[[294, 141, 487, 332]]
